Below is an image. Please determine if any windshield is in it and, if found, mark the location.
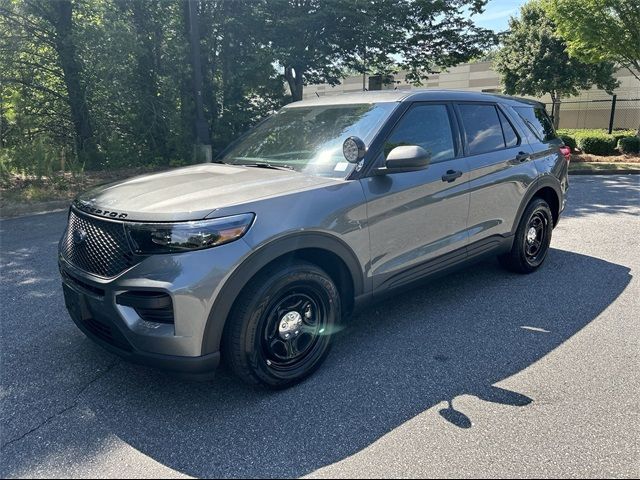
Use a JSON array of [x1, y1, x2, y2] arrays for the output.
[[220, 102, 397, 177]]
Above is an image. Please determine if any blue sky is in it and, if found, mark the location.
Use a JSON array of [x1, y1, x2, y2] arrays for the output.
[[472, 0, 525, 32]]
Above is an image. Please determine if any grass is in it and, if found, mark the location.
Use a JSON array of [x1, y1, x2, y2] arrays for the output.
[[569, 162, 640, 173]]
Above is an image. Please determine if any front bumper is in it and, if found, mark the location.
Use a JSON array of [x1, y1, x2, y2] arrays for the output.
[[58, 233, 252, 378], [62, 274, 220, 379]]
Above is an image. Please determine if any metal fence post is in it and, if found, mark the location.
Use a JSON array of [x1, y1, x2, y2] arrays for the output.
[[608, 94, 617, 134]]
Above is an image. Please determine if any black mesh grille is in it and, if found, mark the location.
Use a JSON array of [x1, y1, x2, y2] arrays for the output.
[[61, 209, 137, 278]]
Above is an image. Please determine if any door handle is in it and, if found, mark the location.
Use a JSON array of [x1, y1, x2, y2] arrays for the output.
[[442, 170, 463, 183], [515, 151, 530, 163]]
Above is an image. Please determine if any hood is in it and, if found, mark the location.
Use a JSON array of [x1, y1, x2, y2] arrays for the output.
[[75, 163, 339, 222]]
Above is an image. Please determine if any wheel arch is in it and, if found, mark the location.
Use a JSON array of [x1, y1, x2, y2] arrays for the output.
[[532, 186, 560, 226], [201, 232, 364, 355], [511, 177, 562, 234]]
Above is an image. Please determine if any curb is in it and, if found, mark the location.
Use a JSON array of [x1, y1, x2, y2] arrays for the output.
[[0, 200, 70, 220], [569, 169, 640, 175]]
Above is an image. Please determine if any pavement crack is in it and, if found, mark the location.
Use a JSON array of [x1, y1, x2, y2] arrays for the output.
[[0, 403, 78, 452], [1, 361, 120, 451]]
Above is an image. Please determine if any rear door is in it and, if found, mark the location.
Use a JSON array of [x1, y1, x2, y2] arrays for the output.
[[455, 102, 539, 248], [512, 104, 569, 198], [361, 102, 471, 292]]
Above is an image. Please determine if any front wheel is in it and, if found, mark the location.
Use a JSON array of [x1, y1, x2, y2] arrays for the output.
[[499, 198, 553, 274], [222, 261, 340, 388]]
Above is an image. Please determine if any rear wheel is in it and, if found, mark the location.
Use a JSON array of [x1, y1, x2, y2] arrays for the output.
[[499, 198, 553, 274], [222, 261, 339, 388]]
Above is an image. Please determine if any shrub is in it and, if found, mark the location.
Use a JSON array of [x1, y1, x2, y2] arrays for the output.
[[558, 133, 577, 151], [0, 148, 13, 187], [618, 136, 640, 154], [6, 138, 76, 178], [611, 130, 636, 142], [555, 128, 637, 155], [577, 134, 617, 155]]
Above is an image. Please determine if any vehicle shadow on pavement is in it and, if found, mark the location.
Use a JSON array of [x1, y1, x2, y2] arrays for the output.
[[30, 248, 628, 478]]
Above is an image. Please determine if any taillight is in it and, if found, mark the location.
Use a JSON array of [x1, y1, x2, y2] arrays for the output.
[[559, 146, 571, 163]]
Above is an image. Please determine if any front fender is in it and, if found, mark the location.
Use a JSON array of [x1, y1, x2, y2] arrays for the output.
[[201, 231, 365, 355]]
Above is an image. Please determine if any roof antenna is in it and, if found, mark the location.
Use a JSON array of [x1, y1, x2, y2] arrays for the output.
[[315, 92, 320, 98]]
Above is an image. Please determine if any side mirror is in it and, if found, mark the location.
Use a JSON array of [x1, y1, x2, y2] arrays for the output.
[[384, 145, 431, 172]]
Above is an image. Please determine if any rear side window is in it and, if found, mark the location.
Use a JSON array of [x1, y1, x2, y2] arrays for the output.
[[498, 109, 519, 148], [514, 106, 556, 142], [458, 104, 505, 155], [384, 104, 455, 162]]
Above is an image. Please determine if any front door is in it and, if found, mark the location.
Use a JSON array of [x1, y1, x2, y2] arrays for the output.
[[361, 103, 471, 292]]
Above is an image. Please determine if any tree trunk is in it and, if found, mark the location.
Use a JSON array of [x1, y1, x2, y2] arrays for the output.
[[50, 1, 98, 167], [130, 0, 168, 161], [179, 0, 195, 149], [0, 94, 4, 148], [551, 92, 561, 129], [186, 0, 211, 162], [284, 66, 304, 102], [200, 0, 220, 135]]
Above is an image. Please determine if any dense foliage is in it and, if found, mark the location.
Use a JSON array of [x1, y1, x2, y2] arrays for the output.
[[0, 0, 494, 174], [494, 1, 619, 128], [0, 0, 287, 172], [544, 0, 640, 82], [618, 136, 640, 154], [556, 128, 636, 155]]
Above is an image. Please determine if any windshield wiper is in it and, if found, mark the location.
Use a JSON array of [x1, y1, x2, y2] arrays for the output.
[[240, 162, 295, 171]]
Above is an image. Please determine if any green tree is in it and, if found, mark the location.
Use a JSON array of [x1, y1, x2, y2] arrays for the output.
[[262, 0, 495, 102], [0, 0, 92, 165], [114, 0, 171, 161], [0, 0, 285, 170], [544, 0, 640, 82], [494, 1, 619, 128], [195, 0, 285, 151], [0, 0, 496, 174], [398, 0, 496, 84]]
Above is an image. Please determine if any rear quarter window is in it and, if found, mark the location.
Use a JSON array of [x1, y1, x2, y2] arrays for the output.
[[498, 109, 519, 148], [514, 106, 557, 142]]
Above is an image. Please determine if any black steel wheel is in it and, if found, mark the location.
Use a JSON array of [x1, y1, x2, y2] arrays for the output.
[[222, 261, 339, 388], [499, 198, 553, 274], [260, 287, 328, 372], [523, 210, 547, 264]]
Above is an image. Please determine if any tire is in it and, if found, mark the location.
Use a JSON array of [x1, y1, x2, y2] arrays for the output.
[[499, 198, 553, 274], [221, 260, 340, 389]]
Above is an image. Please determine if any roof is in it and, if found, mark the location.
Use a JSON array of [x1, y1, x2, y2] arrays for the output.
[[285, 89, 544, 108]]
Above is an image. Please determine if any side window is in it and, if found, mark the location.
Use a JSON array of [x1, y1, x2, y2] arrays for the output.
[[384, 104, 455, 162], [514, 106, 557, 142], [458, 104, 505, 155], [498, 109, 519, 148]]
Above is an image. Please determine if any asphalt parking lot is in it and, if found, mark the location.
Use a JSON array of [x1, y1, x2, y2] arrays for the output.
[[1, 175, 639, 478]]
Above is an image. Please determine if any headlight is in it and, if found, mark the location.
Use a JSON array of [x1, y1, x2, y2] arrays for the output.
[[125, 213, 255, 254]]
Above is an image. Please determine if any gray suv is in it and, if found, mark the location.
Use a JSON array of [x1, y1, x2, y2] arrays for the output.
[[59, 90, 569, 388]]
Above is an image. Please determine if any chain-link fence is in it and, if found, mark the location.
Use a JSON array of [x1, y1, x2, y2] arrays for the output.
[[547, 96, 640, 131]]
